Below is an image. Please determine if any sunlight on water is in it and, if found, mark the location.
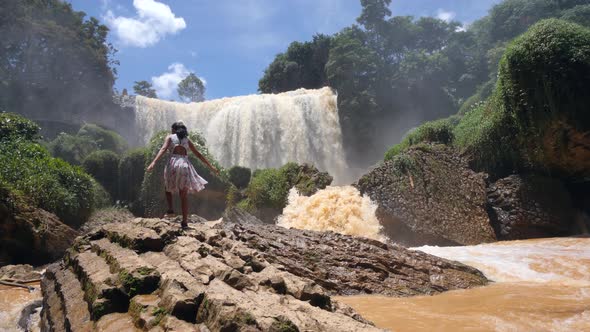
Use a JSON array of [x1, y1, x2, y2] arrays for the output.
[[134, 87, 350, 182]]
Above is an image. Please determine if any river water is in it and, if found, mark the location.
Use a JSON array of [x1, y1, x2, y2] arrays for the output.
[[336, 237, 590, 332], [0, 282, 41, 332]]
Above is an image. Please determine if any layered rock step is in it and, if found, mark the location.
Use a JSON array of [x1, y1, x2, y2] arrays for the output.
[[41, 215, 488, 331]]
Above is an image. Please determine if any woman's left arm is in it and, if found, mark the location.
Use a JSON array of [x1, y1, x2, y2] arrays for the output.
[[188, 140, 219, 175]]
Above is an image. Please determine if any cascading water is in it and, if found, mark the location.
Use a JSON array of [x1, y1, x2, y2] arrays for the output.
[[134, 87, 349, 182]]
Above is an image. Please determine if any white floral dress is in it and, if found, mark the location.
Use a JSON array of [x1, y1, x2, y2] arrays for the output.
[[164, 134, 208, 193]]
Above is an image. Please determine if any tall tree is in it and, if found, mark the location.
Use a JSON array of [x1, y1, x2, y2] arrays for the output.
[[133, 81, 157, 98], [177, 73, 206, 102]]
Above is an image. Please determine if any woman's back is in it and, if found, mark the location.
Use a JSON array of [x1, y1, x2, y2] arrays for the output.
[[170, 134, 189, 155]]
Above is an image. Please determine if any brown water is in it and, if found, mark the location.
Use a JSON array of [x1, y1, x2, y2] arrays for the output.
[[337, 237, 590, 332], [0, 281, 41, 332]]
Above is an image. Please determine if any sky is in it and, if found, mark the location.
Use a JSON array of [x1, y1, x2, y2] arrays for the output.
[[68, 0, 502, 100]]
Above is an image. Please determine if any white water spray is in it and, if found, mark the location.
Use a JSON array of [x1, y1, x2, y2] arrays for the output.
[[134, 87, 349, 182]]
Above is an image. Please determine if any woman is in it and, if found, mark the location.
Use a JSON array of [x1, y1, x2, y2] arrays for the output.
[[147, 122, 219, 228]]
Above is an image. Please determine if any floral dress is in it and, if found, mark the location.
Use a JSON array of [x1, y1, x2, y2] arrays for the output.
[[164, 134, 208, 193]]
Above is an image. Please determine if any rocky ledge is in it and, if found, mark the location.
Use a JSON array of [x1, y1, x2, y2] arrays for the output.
[[41, 215, 487, 331]]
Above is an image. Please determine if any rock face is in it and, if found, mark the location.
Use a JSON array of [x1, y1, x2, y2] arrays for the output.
[[41, 215, 487, 331], [0, 191, 79, 265], [0, 264, 41, 281], [356, 145, 497, 246], [487, 175, 575, 240]]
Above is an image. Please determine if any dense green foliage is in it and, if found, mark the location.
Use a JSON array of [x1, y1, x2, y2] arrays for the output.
[[239, 163, 333, 213], [0, 0, 117, 124], [178, 73, 206, 102], [260, 0, 590, 167], [118, 148, 148, 205], [133, 80, 157, 98], [139, 131, 229, 217], [0, 115, 101, 227], [48, 133, 99, 165], [82, 150, 120, 200], [0, 112, 41, 141], [228, 166, 252, 189], [259, 34, 332, 93], [384, 117, 457, 160], [77, 124, 128, 154]]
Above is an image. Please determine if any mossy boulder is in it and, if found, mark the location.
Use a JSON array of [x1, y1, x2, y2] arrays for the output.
[[238, 163, 333, 223], [228, 166, 252, 189], [358, 144, 497, 246], [385, 117, 457, 161], [138, 131, 230, 219], [454, 19, 590, 179]]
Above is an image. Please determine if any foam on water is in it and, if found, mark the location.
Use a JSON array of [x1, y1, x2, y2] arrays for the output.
[[277, 186, 385, 241]]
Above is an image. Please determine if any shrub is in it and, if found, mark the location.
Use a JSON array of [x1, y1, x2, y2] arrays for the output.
[[0, 112, 40, 141], [0, 139, 96, 227], [228, 166, 252, 189], [118, 148, 148, 205], [78, 123, 128, 154], [385, 118, 456, 161], [83, 150, 120, 200], [48, 132, 99, 165]]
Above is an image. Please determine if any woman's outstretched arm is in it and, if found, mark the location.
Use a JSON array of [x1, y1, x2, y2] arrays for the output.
[[147, 136, 171, 171], [188, 140, 219, 175]]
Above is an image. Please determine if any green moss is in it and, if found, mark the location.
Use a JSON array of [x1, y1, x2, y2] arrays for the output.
[[119, 270, 140, 296], [152, 307, 169, 326], [270, 317, 299, 332], [384, 118, 456, 161]]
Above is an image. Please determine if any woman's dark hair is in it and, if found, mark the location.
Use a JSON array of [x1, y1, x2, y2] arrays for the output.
[[175, 125, 188, 140]]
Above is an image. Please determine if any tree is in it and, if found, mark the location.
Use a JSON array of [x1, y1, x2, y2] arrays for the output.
[[133, 81, 157, 98], [0, 0, 117, 124], [177, 73, 205, 102]]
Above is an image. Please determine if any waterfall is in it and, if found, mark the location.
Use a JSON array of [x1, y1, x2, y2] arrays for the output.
[[134, 87, 349, 182]]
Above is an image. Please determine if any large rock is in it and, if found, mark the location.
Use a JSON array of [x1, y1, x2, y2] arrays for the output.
[[356, 144, 497, 246], [0, 188, 79, 266], [487, 175, 575, 239], [40, 215, 487, 331]]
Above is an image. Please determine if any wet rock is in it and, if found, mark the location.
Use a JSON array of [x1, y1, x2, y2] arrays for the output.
[[0, 190, 79, 265], [41, 215, 487, 331], [356, 144, 497, 246], [487, 175, 575, 239], [0, 264, 41, 281]]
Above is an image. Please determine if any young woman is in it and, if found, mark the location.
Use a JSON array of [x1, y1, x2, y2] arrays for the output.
[[147, 122, 219, 228]]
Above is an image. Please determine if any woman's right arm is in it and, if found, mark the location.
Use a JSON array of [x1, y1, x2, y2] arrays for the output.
[[147, 136, 171, 171]]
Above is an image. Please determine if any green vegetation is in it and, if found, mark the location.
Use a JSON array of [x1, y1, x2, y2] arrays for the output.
[[0, 114, 102, 227], [118, 148, 148, 206], [238, 163, 332, 213], [0, 0, 118, 124], [77, 124, 128, 154], [133, 80, 158, 98], [385, 118, 457, 160], [228, 166, 252, 189], [48, 133, 99, 165], [178, 73, 206, 102], [83, 150, 120, 200]]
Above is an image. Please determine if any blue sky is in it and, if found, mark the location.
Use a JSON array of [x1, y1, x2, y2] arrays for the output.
[[69, 0, 502, 100]]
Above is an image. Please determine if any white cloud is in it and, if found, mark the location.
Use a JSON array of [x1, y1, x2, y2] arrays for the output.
[[104, 0, 186, 48], [151, 63, 206, 100], [436, 9, 456, 23]]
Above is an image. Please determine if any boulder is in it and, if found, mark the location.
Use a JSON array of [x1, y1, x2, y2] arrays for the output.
[[40, 216, 487, 331], [0, 189, 79, 266], [487, 175, 575, 239], [356, 144, 497, 246]]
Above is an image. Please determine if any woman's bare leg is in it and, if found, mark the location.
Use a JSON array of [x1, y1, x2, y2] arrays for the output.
[[179, 189, 188, 225], [165, 191, 173, 213]]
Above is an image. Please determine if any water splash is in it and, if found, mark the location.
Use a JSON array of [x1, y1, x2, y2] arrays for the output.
[[134, 87, 349, 182], [277, 186, 385, 241]]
